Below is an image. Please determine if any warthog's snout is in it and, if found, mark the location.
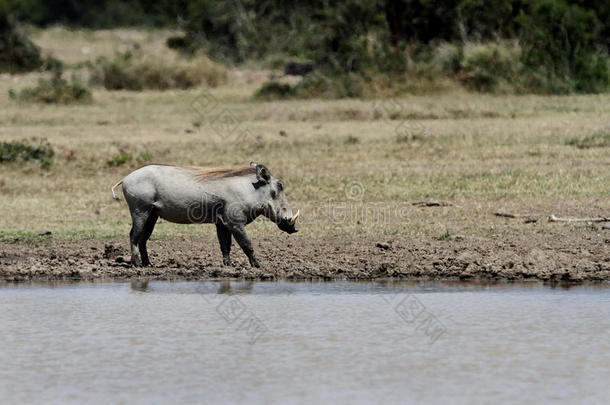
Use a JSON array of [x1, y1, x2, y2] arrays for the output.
[[277, 210, 299, 234]]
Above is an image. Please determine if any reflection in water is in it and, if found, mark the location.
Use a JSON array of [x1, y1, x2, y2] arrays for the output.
[[3, 280, 609, 404], [217, 279, 254, 295], [130, 279, 150, 292]]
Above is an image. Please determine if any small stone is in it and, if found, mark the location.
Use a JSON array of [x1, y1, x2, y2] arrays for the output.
[[115, 256, 125, 263], [38, 230, 52, 236], [524, 216, 538, 224], [279, 130, 288, 137], [602, 222, 610, 230], [376, 242, 390, 250]]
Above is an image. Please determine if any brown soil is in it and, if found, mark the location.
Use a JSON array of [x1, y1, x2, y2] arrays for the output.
[[2, 231, 610, 283]]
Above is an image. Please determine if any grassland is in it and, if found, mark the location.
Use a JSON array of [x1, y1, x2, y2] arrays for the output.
[[1, 28, 609, 271]]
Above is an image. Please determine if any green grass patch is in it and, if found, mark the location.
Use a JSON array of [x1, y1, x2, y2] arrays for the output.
[[0, 138, 54, 169]]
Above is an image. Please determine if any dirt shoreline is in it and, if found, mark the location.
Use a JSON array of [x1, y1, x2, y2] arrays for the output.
[[2, 231, 610, 283]]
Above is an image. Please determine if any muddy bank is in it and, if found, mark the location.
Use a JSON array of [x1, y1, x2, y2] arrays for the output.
[[1, 233, 610, 282]]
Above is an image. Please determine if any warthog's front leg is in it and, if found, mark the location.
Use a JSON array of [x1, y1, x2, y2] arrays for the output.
[[215, 223, 232, 266], [228, 224, 260, 268]]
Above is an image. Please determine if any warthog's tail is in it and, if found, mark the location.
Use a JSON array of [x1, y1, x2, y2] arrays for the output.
[[111, 179, 124, 201]]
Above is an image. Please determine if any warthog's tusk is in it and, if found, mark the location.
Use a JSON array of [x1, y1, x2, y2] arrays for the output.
[[289, 210, 300, 225]]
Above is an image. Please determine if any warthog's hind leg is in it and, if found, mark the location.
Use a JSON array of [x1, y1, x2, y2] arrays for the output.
[[129, 208, 156, 267], [138, 212, 158, 266], [216, 223, 233, 266], [129, 224, 142, 267]]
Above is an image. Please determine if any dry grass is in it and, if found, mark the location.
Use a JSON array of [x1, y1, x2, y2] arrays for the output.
[[28, 27, 179, 65], [1, 29, 609, 243]]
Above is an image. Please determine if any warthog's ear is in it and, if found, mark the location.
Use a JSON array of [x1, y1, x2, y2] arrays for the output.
[[255, 164, 272, 183]]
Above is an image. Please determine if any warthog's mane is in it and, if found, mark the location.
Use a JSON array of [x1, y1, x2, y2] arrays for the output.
[[186, 166, 256, 182]]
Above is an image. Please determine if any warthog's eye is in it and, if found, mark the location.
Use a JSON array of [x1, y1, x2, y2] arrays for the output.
[[271, 189, 277, 199], [277, 181, 283, 191]]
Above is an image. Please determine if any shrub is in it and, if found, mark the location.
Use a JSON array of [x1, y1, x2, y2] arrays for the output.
[[0, 138, 54, 168], [106, 149, 152, 166], [459, 43, 520, 92], [253, 81, 295, 100], [89, 51, 226, 91], [14, 76, 92, 104], [0, 10, 43, 73], [106, 153, 132, 166], [518, 0, 610, 94], [14, 75, 92, 104]]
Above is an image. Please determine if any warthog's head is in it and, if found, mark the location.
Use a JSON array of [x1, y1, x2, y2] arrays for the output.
[[252, 162, 299, 234]]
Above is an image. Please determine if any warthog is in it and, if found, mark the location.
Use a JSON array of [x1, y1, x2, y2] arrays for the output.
[[111, 162, 299, 267]]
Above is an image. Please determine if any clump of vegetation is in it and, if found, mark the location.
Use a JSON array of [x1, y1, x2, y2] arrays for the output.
[[106, 149, 152, 166], [12, 75, 92, 104], [566, 128, 610, 148], [345, 135, 360, 144], [254, 81, 295, 100], [0, 7, 63, 74], [89, 51, 226, 91], [0, 138, 54, 168], [437, 230, 452, 241], [106, 153, 132, 166], [459, 43, 520, 93], [0, 10, 43, 73], [518, 0, 610, 94], [255, 72, 368, 100], [396, 131, 426, 144]]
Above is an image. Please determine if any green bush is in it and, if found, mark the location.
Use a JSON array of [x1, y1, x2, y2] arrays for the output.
[[253, 81, 295, 100], [14, 76, 92, 104], [459, 43, 520, 92], [0, 9, 44, 73], [106, 149, 152, 166], [0, 138, 54, 168], [106, 153, 132, 166], [518, 0, 610, 93]]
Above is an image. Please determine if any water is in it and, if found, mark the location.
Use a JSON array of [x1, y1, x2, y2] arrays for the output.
[[1, 280, 609, 404]]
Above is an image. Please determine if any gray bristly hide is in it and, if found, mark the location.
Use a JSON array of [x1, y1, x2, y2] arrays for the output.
[[111, 162, 299, 268]]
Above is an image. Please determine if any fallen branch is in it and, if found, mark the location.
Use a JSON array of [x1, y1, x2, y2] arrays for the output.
[[494, 212, 538, 223], [548, 215, 610, 223], [412, 200, 461, 208], [494, 212, 520, 218]]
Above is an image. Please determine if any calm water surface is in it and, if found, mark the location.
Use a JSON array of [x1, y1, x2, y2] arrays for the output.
[[1, 280, 609, 404]]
